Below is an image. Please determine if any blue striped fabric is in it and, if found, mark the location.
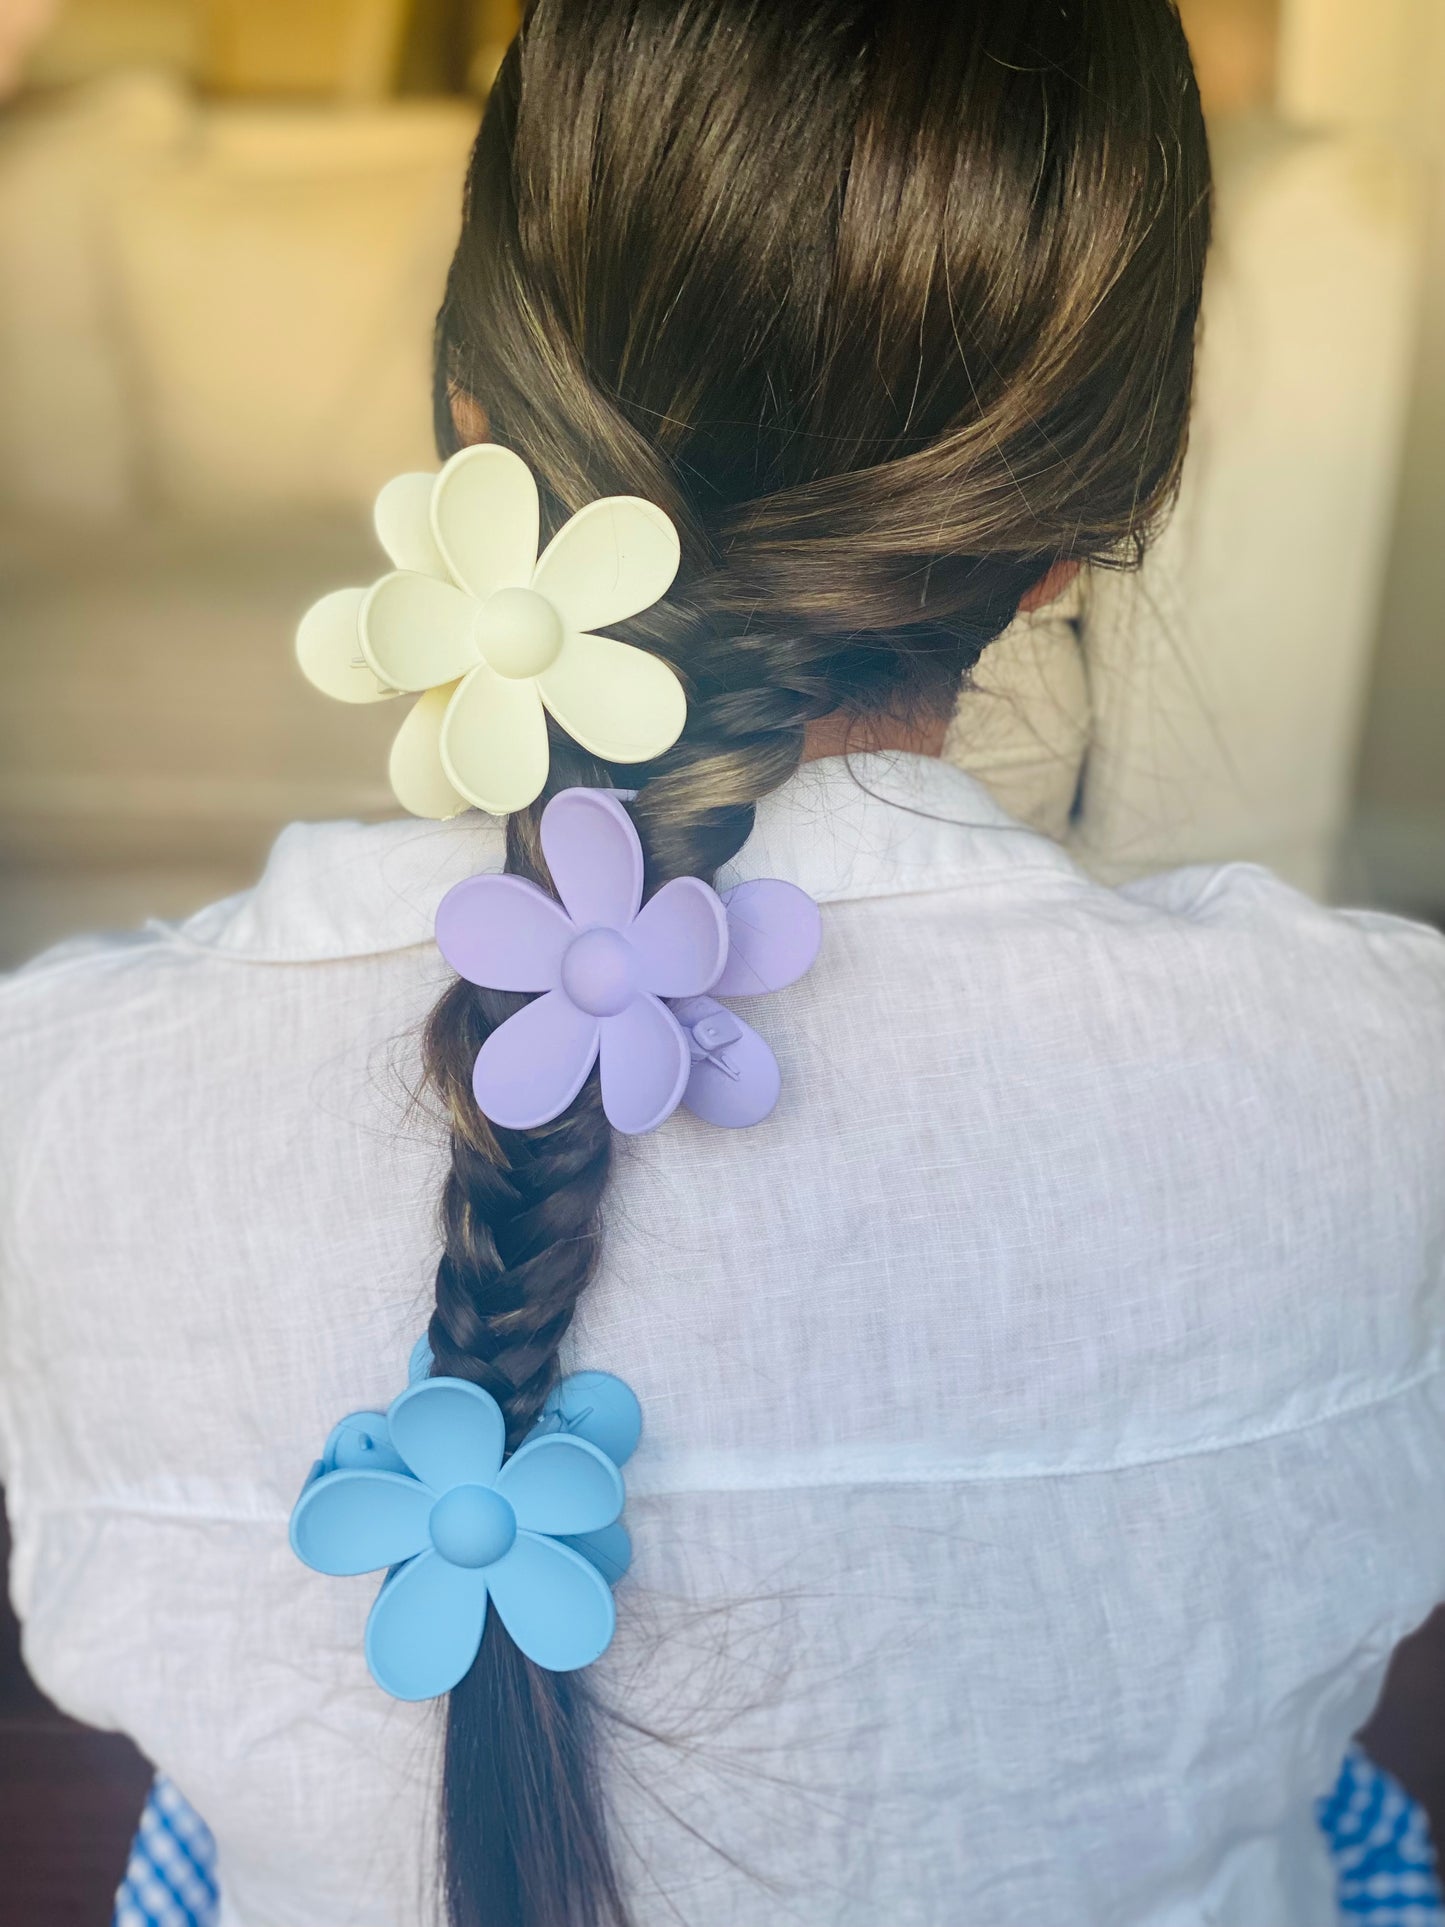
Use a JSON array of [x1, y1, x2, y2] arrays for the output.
[[115, 1747, 1443, 1926]]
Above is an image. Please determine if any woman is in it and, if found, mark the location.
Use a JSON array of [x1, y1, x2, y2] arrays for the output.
[[4, 4, 1443, 1925]]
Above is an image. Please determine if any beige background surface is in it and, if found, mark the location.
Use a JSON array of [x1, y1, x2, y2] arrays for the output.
[[0, 0, 1440, 969]]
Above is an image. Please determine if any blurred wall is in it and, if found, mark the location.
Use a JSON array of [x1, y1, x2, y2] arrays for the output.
[[0, 17, 487, 965], [1179, 0, 1444, 915], [1300, 0, 1445, 914], [20, 0, 523, 96]]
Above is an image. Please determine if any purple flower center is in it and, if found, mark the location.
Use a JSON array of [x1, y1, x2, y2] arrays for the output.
[[561, 926, 636, 1017], [429, 1484, 517, 1570]]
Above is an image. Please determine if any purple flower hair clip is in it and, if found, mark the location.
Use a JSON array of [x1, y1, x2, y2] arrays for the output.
[[435, 787, 821, 1134]]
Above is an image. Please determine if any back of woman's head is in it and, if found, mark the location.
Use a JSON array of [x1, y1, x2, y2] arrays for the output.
[[424, 4, 1210, 1923]]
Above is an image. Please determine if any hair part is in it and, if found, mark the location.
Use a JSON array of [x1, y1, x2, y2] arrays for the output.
[[423, 4, 1211, 1922]]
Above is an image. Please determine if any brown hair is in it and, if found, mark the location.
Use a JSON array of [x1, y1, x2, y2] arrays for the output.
[[423, 3, 1211, 1922]]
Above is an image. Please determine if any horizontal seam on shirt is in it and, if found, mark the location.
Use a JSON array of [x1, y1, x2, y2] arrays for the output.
[[627, 1357, 1445, 1497], [16, 1358, 1445, 1526]]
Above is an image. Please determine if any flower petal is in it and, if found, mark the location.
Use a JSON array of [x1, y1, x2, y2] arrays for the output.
[[374, 471, 447, 576], [435, 874, 573, 992], [536, 630, 686, 765], [386, 1376, 506, 1492], [539, 789, 643, 930], [364, 1549, 490, 1701], [628, 877, 728, 998], [561, 1522, 632, 1586], [539, 1372, 643, 1467], [321, 1411, 408, 1476], [713, 880, 823, 996], [361, 571, 478, 692], [495, 1435, 623, 1537], [486, 1532, 617, 1672], [431, 444, 539, 601], [389, 685, 470, 820], [289, 1468, 432, 1577], [530, 495, 680, 632], [439, 663, 550, 815], [598, 995, 689, 1133], [680, 1005, 782, 1128], [473, 988, 600, 1130], [296, 587, 395, 703]]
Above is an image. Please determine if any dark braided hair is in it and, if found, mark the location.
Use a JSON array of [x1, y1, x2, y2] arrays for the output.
[[420, 3, 1211, 1922]]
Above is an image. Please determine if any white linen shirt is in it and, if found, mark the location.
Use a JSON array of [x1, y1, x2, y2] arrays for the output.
[[2, 751, 1444, 1927]]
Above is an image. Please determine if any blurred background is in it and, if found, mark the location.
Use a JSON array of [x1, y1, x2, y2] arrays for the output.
[[0, 0, 1442, 1920]]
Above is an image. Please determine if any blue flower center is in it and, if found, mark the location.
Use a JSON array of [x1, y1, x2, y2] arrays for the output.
[[428, 1484, 517, 1570], [561, 926, 636, 1017]]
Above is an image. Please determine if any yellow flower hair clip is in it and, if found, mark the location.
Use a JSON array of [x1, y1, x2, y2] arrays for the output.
[[296, 445, 687, 817]]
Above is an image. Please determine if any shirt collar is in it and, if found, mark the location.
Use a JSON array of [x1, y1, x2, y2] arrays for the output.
[[174, 752, 1083, 964]]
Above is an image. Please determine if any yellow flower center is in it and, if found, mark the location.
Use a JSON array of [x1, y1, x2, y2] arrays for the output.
[[474, 585, 565, 680]]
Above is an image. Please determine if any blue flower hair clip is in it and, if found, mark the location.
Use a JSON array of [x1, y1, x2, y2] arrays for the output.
[[290, 1359, 642, 1700]]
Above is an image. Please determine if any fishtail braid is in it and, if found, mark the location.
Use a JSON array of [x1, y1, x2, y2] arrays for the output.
[[419, 2, 1210, 1922]]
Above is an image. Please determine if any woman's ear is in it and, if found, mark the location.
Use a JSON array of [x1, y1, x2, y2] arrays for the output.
[[1018, 558, 1081, 614], [448, 387, 491, 446]]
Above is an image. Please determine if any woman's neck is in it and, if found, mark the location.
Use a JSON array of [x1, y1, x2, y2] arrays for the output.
[[801, 709, 950, 764]]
